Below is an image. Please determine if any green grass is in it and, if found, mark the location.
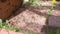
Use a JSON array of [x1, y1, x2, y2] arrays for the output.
[[23, 0, 41, 7], [56, 28, 60, 34], [27, 30, 37, 34], [0, 19, 37, 34], [0, 19, 20, 32], [45, 27, 60, 34]]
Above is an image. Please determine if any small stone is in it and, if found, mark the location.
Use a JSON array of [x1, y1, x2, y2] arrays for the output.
[[0, 29, 8, 34]]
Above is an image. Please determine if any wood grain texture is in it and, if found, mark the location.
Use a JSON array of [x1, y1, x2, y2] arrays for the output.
[[0, 0, 23, 20]]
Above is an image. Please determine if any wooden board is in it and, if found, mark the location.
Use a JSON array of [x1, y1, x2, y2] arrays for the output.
[[0, 0, 23, 20]]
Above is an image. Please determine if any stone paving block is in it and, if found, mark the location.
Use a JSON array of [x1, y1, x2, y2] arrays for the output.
[[9, 9, 47, 34], [0, 29, 8, 34], [52, 10, 60, 16], [48, 16, 60, 27], [0, 29, 23, 34], [48, 10, 60, 27]]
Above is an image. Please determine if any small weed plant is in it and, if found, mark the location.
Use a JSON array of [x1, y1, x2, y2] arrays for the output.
[[0, 19, 21, 32], [0, 19, 37, 34]]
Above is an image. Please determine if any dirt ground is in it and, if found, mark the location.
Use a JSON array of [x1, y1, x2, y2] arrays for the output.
[[8, 1, 60, 34]]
